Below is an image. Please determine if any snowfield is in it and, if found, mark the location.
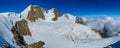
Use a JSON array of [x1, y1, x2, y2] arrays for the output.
[[0, 13, 21, 48], [23, 20, 101, 48]]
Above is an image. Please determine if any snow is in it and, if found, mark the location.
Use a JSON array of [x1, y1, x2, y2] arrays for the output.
[[0, 5, 120, 48], [43, 8, 56, 22], [74, 35, 120, 48], [21, 11, 120, 48], [23, 16, 102, 48], [23, 16, 120, 48], [57, 14, 76, 22], [0, 16, 15, 46], [0, 12, 23, 48], [0, 36, 15, 48], [21, 5, 32, 18], [24, 21, 76, 48]]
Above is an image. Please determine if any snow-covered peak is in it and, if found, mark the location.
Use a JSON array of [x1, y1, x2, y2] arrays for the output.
[[64, 14, 73, 16], [62, 14, 76, 21], [21, 5, 32, 14], [32, 5, 39, 7], [21, 5, 46, 16], [20, 5, 63, 22], [20, 5, 32, 18], [0, 12, 17, 16], [44, 9, 55, 22], [43, 8, 62, 22], [49, 8, 55, 12]]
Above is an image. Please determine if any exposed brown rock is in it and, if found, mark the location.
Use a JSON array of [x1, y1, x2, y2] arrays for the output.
[[75, 17, 86, 25], [27, 6, 45, 22], [15, 19, 31, 36], [104, 46, 112, 48], [27, 5, 62, 21], [11, 19, 31, 46], [11, 19, 45, 48], [21, 41, 45, 48], [52, 8, 62, 21]]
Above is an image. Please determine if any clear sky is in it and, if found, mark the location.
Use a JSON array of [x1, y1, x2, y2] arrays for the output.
[[0, 0, 120, 17]]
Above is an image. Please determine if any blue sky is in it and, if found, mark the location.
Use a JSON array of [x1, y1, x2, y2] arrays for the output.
[[0, 0, 120, 17]]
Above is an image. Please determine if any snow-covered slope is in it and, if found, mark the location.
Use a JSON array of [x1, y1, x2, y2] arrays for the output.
[[0, 12, 21, 48], [21, 5, 32, 19], [20, 5, 102, 48], [43, 8, 56, 22], [0, 5, 120, 48], [23, 20, 101, 48]]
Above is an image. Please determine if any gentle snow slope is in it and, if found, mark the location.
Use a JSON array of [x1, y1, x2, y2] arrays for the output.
[[24, 19, 101, 48]]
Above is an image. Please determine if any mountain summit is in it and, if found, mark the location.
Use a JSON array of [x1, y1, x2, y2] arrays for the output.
[[21, 5, 62, 22]]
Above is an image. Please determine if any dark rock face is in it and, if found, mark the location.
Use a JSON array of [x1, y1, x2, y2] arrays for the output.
[[104, 46, 112, 48], [21, 41, 45, 48], [11, 19, 31, 46], [13, 19, 31, 36], [92, 26, 112, 38], [27, 6, 45, 22], [102, 26, 114, 38], [92, 29, 106, 38], [27, 5, 62, 21], [52, 8, 62, 21], [11, 19, 45, 48], [75, 17, 86, 25]]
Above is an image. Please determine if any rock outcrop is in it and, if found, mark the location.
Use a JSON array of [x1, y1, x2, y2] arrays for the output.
[[21, 41, 45, 48], [27, 5, 46, 22], [52, 8, 62, 21], [11, 19, 31, 46], [75, 17, 86, 25], [104, 46, 112, 48], [11, 19, 45, 48]]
